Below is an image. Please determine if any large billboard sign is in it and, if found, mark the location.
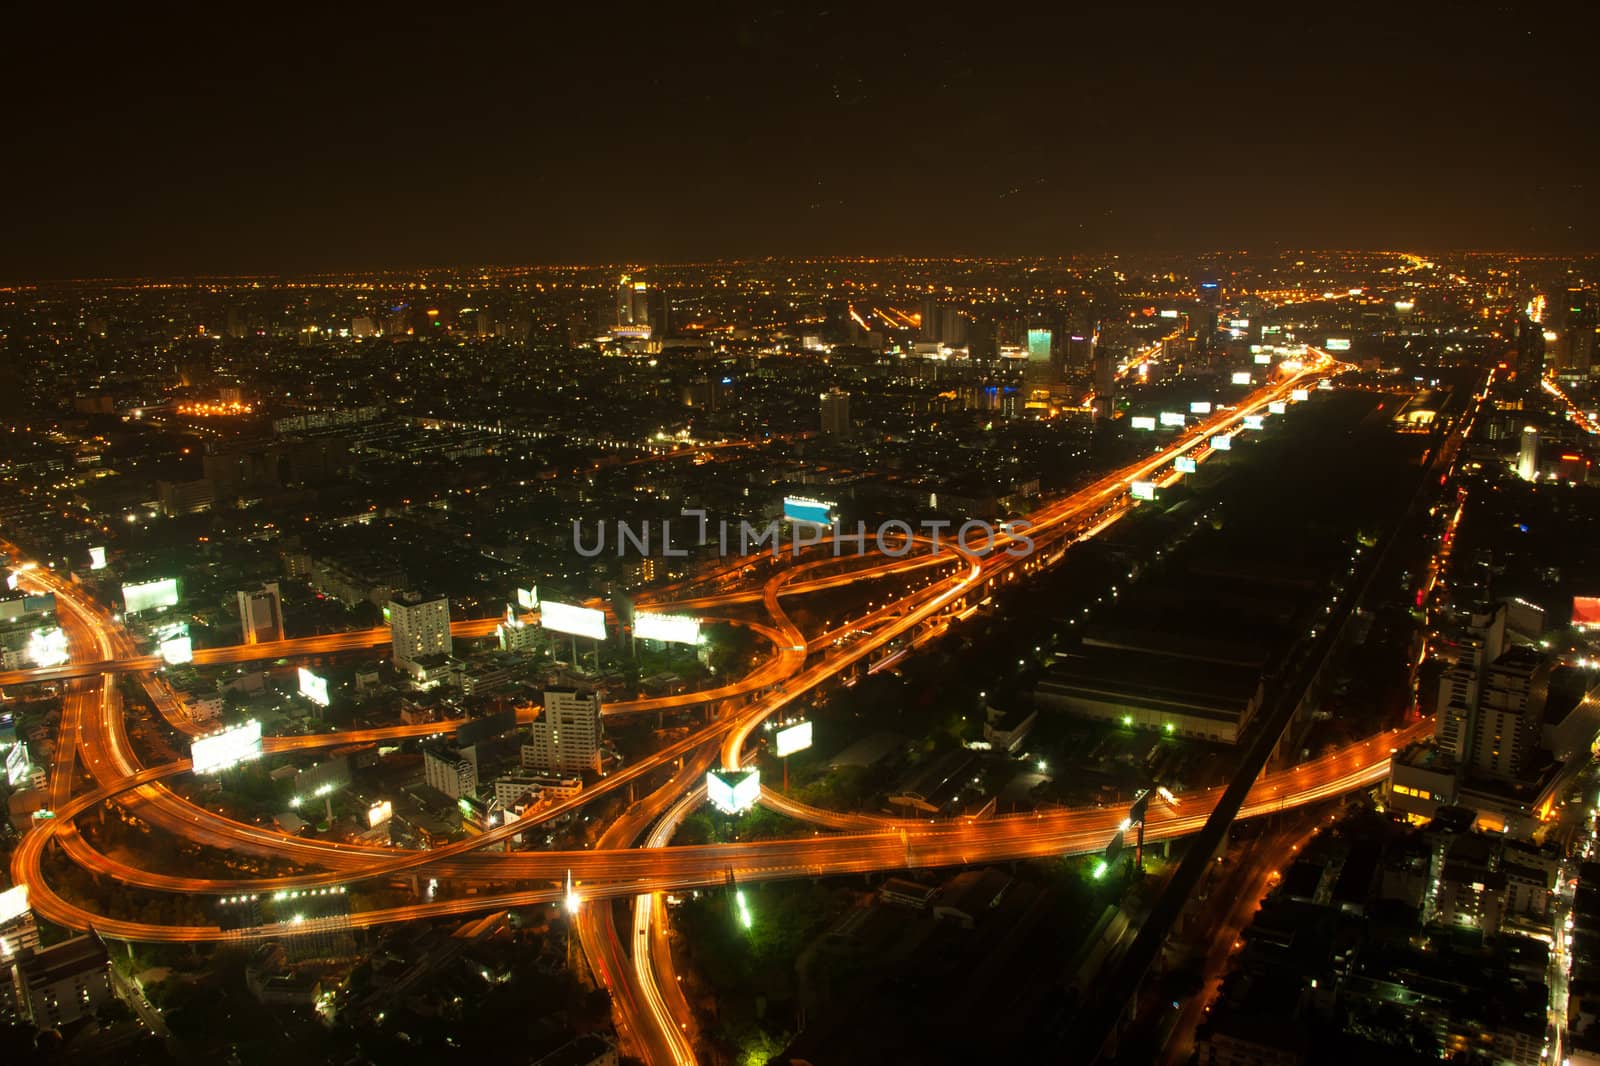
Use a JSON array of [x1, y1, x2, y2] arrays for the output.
[[26, 627, 69, 668], [707, 768, 761, 814], [1326, 338, 1352, 351], [1243, 414, 1265, 431], [0, 884, 26, 925], [1174, 456, 1197, 474], [6, 745, 31, 788], [1129, 416, 1156, 431], [1130, 481, 1157, 501], [783, 496, 834, 526], [1291, 389, 1310, 402], [1211, 433, 1234, 451], [1574, 597, 1600, 630], [159, 633, 194, 666], [774, 720, 813, 758], [123, 578, 179, 615], [515, 586, 539, 610], [1189, 401, 1212, 415], [191, 719, 264, 775], [297, 667, 330, 708], [634, 612, 702, 645], [367, 800, 393, 828], [1231, 371, 1252, 385], [88, 546, 107, 571], [1268, 400, 1288, 415], [541, 601, 606, 641], [1159, 412, 1187, 428]]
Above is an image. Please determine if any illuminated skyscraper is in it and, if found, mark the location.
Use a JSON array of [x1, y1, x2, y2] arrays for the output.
[[616, 274, 648, 328], [1024, 328, 1054, 391], [522, 686, 603, 774], [388, 594, 452, 667], [1517, 425, 1539, 481]]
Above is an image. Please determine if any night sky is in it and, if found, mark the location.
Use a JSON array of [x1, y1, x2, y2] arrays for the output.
[[4, 2, 1596, 278]]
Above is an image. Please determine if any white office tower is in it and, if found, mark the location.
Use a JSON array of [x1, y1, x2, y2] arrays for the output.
[[388, 594, 452, 667], [237, 582, 285, 644], [522, 686, 603, 774]]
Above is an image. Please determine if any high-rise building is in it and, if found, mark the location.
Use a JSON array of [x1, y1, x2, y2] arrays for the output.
[[1558, 287, 1595, 379], [388, 595, 452, 667], [1434, 663, 1479, 760], [522, 686, 603, 774], [614, 274, 655, 335], [237, 582, 285, 645], [1196, 279, 1222, 348], [1517, 426, 1539, 482], [1470, 647, 1547, 780], [1023, 328, 1054, 393], [1514, 315, 1546, 392], [423, 742, 478, 800], [820, 388, 851, 440], [1092, 345, 1117, 418], [919, 296, 941, 343]]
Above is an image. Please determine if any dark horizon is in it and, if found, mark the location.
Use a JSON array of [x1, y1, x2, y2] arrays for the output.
[[4, 1, 1598, 281]]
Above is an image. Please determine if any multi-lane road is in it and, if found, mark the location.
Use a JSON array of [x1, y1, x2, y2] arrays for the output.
[[3, 353, 1416, 1063]]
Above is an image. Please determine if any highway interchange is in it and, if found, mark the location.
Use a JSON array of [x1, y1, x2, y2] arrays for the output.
[[2, 351, 1424, 1062]]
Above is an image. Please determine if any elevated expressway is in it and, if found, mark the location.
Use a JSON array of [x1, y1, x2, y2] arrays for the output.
[[2, 354, 1412, 1061]]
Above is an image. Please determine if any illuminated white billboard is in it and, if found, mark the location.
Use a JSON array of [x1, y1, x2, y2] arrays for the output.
[[515, 586, 539, 610], [1130, 481, 1157, 501], [1211, 434, 1233, 451], [1254, 354, 1272, 365], [634, 612, 702, 645], [541, 601, 607, 641], [1243, 414, 1265, 431], [122, 578, 179, 615], [1325, 338, 1351, 351], [0, 884, 26, 926], [26, 627, 69, 668], [1231, 371, 1252, 385], [1189, 401, 1212, 415], [1159, 412, 1186, 428], [1268, 401, 1288, 415], [1229, 319, 1250, 330], [297, 667, 330, 708], [1129, 416, 1156, 431], [707, 768, 761, 814], [6, 745, 31, 788], [1291, 389, 1310, 402], [88, 546, 107, 571], [367, 800, 393, 828], [774, 720, 813, 758], [190, 719, 264, 775], [1158, 309, 1180, 320], [1175, 456, 1197, 474], [159, 634, 194, 666]]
